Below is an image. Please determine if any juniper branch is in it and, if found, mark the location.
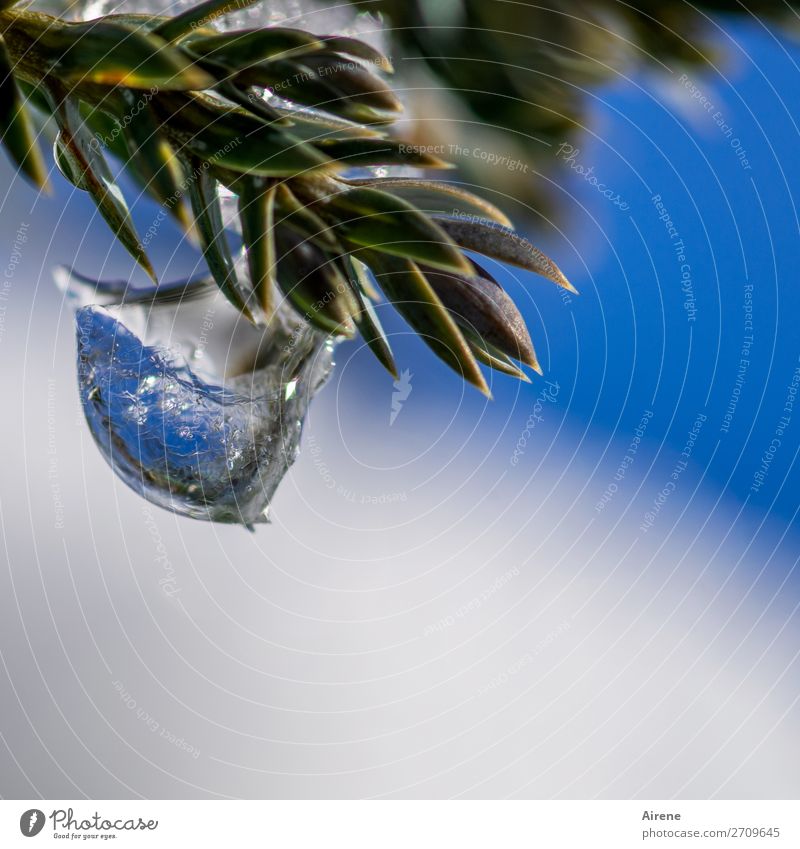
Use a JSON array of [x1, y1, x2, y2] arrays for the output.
[[0, 0, 574, 392]]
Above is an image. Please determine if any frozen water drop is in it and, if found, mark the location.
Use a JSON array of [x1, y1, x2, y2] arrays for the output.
[[67, 273, 335, 526]]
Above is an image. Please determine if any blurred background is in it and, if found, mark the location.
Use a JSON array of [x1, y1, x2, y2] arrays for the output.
[[1, 0, 799, 798]]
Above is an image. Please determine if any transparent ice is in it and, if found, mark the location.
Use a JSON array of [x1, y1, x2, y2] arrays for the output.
[[59, 269, 334, 526]]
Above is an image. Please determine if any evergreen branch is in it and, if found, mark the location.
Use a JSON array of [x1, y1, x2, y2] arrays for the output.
[[0, 0, 574, 391]]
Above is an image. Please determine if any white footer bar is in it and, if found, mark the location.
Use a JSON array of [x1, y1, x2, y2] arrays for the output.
[[2, 800, 798, 848]]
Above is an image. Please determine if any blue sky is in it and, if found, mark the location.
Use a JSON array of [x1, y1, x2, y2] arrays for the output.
[[327, 17, 800, 532]]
